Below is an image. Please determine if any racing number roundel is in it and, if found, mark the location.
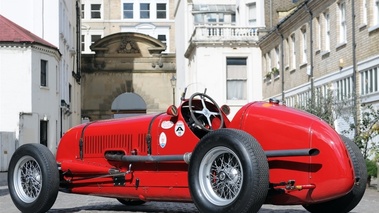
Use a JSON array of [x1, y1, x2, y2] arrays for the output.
[[175, 121, 185, 137]]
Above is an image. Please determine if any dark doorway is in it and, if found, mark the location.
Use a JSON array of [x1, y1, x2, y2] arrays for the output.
[[40, 120, 48, 146]]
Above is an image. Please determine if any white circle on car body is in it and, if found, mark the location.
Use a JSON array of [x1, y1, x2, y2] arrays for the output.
[[159, 132, 167, 148], [175, 121, 185, 137]]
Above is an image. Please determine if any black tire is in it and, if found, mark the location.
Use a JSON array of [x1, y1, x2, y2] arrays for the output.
[[303, 135, 367, 213], [188, 129, 269, 213], [117, 198, 146, 206], [8, 143, 59, 213]]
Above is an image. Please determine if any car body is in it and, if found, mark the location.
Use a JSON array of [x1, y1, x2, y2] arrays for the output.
[[8, 91, 367, 213]]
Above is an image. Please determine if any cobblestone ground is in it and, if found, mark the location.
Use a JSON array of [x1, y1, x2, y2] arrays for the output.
[[1, 172, 378, 213]]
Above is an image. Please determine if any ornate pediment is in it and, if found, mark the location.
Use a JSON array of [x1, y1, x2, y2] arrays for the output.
[[90, 32, 165, 57], [117, 36, 140, 54]]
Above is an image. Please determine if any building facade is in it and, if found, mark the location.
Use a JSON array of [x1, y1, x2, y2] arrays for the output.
[[259, 0, 379, 122], [80, 0, 177, 120], [0, 0, 81, 155], [81, 0, 176, 53], [174, 0, 267, 117]]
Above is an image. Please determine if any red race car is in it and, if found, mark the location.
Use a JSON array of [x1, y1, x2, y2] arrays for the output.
[[8, 90, 366, 213]]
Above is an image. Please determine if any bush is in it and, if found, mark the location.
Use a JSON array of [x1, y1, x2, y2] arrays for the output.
[[366, 159, 378, 178]]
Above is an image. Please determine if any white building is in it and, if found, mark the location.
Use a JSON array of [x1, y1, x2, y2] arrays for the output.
[[80, 0, 176, 54], [174, 0, 266, 117], [0, 0, 81, 156]]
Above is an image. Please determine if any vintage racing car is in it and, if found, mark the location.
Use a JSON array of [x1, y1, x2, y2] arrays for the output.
[[8, 90, 367, 213]]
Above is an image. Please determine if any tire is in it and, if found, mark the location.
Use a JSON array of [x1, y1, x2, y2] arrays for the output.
[[117, 198, 146, 206], [8, 143, 59, 213], [188, 129, 269, 213], [303, 135, 367, 213]]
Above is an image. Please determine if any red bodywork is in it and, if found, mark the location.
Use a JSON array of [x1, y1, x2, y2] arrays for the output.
[[56, 99, 354, 205]]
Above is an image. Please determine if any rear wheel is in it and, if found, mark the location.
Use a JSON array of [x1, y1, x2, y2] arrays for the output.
[[8, 143, 59, 213], [302, 135, 367, 213], [188, 129, 269, 213]]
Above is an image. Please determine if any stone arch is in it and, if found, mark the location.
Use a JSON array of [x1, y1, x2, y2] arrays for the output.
[[81, 32, 176, 121], [111, 92, 146, 118]]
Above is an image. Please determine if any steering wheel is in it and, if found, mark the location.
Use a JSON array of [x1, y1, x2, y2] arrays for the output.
[[188, 93, 224, 131]]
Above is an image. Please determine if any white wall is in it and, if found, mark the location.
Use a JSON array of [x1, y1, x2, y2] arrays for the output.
[[0, 47, 33, 136]]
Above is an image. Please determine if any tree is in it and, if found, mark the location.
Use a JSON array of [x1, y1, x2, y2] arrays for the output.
[[342, 104, 379, 159]]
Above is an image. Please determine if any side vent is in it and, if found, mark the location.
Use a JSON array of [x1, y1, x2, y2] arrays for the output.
[[138, 133, 147, 154], [84, 134, 133, 158]]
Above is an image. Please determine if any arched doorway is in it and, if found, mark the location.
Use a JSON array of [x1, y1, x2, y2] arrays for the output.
[[111, 92, 146, 118]]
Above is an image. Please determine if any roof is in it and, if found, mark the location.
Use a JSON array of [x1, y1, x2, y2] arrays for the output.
[[0, 14, 57, 49]]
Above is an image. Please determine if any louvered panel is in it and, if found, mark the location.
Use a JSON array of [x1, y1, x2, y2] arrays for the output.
[[83, 134, 134, 158], [138, 133, 147, 154]]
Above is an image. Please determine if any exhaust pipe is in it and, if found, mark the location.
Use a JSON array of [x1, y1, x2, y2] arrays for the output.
[[265, 148, 319, 158], [105, 152, 192, 164], [105, 148, 318, 164]]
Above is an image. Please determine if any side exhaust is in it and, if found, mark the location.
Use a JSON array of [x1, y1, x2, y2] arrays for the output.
[[265, 148, 320, 158], [105, 148, 318, 165]]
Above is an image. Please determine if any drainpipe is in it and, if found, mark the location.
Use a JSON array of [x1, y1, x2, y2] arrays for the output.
[[75, 1, 81, 83], [351, 0, 358, 137], [275, 28, 285, 103], [305, 1, 314, 108]]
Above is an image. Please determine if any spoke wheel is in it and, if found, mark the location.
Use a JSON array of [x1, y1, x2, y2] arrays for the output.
[[199, 147, 242, 206], [13, 156, 43, 203], [8, 144, 59, 213], [189, 129, 269, 213]]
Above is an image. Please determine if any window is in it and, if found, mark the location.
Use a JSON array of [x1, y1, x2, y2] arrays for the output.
[[123, 3, 133, 19], [361, 0, 367, 25], [193, 4, 236, 25], [291, 34, 296, 70], [157, 34, 166, 45], [81, 4, 85, 19], [40, 120, 48, 146], [316, 17, 321, 50], [361, 66, 379, 95], [324, 11, 330, 51], [91, 4, 101, 19], [156, 3, 166, 19], [41, 60, 47, 87], [140, 3, 150, 19], [248, 3, 257, 26], [81, 35, 85, 51], [339, 2, 347, 43], [375, 0, 379, 26], [226, 58, 247, 100], [301, 28, 307, 63], [91, 35, 101, 45], [266, 53, 271, 73], [275, 46, 280, 69], [285, 38, 289, 68]]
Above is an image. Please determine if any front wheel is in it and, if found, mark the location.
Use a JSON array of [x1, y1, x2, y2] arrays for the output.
[[188, 129, 269, 213], [8, 143, 59, 213]]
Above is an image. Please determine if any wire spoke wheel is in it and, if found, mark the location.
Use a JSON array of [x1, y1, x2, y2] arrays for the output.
[[13, 156, 43, 203], [199, 147, 242, 205], [189, 129, 269, 213], [8, 144, 59, 213]]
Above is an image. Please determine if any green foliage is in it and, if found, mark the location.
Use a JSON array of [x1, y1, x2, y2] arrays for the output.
[[298, 89, 335, 127], [342, 105, 379, 159], [366, 159, 378, 178]]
